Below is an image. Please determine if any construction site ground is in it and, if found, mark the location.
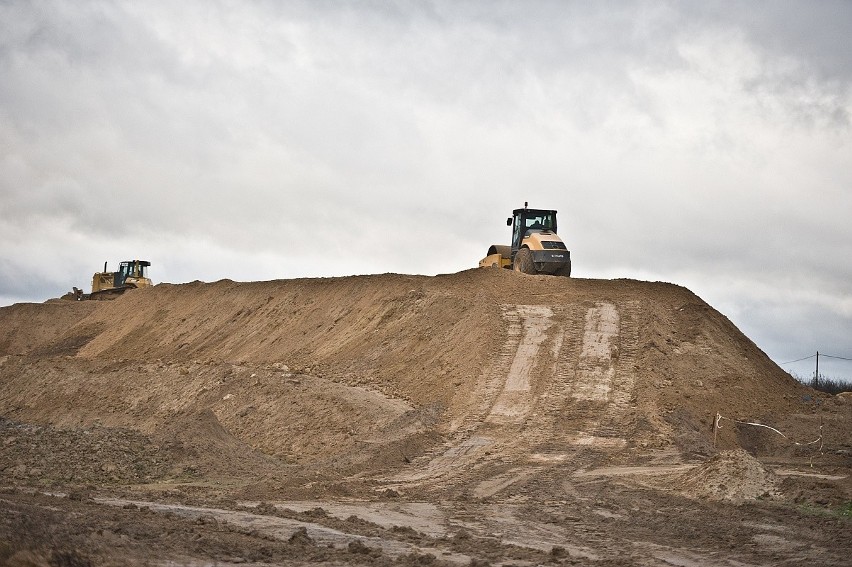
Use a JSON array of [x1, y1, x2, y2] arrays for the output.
[[1, 269, 849, 566]]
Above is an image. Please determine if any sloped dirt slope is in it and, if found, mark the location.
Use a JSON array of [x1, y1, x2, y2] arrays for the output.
[[1, 269, 849, 566]]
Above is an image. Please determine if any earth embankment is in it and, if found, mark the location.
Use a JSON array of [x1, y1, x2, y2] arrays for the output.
[[0, 270, 825, 467], [1, 269, 849, 566]]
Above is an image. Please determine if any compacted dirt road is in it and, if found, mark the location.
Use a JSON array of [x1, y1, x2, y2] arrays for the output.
[[1, 269, 849, 566]]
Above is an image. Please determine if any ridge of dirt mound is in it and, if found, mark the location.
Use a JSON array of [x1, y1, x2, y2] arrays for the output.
[[677, 449, 780, 504]]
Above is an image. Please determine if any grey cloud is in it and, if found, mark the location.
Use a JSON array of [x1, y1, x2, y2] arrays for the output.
[[691, 0, 852, 82]]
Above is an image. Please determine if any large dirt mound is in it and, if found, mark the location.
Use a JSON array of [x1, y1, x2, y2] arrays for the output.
[[2, 269, 830, 483], [2, 269, 850, 566]]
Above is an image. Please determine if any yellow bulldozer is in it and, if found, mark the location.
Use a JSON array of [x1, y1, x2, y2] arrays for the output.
[[70, 260, 153, 300], [479, 203, 571, 276]]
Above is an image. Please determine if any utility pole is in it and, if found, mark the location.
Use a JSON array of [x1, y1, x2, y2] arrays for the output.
[[815, 351, 820, 389]]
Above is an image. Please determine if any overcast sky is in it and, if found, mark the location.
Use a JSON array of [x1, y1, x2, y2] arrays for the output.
[[1, 1, 850, 380]]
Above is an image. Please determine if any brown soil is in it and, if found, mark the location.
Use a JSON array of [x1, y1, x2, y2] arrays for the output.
[[1, 269, 850, 566]]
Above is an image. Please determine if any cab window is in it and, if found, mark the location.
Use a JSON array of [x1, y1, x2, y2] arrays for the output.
[[525, 213, 554, 231], [513, 214, 522, 245]]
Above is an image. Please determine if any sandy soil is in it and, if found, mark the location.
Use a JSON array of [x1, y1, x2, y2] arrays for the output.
[[0, 269, 850, 566]]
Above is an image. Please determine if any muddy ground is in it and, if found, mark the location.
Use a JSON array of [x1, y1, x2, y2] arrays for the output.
[[0, 269, 850, 566]]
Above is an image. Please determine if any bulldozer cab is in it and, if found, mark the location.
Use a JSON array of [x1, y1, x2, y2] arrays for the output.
[[115, 260, 150, 287], [509, 208, 557, 252]]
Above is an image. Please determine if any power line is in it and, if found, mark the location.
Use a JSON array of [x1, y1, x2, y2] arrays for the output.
[[780, 354, 816, 365], [779, 353, 852, 365]]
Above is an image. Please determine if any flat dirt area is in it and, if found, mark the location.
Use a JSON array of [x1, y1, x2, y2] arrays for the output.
[[1, 269, 849, 566]]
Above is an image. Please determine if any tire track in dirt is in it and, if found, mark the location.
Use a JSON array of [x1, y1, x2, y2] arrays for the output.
[[598, 300, 639, 439], [473, 301, 640, 495], [574, 302, 620, 402], [388, 301, 639, 492], [486, 305, 553, 425], [561, 301, 636, 449], [447, 305, 523, 434], [388, 305, 553, 485]]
